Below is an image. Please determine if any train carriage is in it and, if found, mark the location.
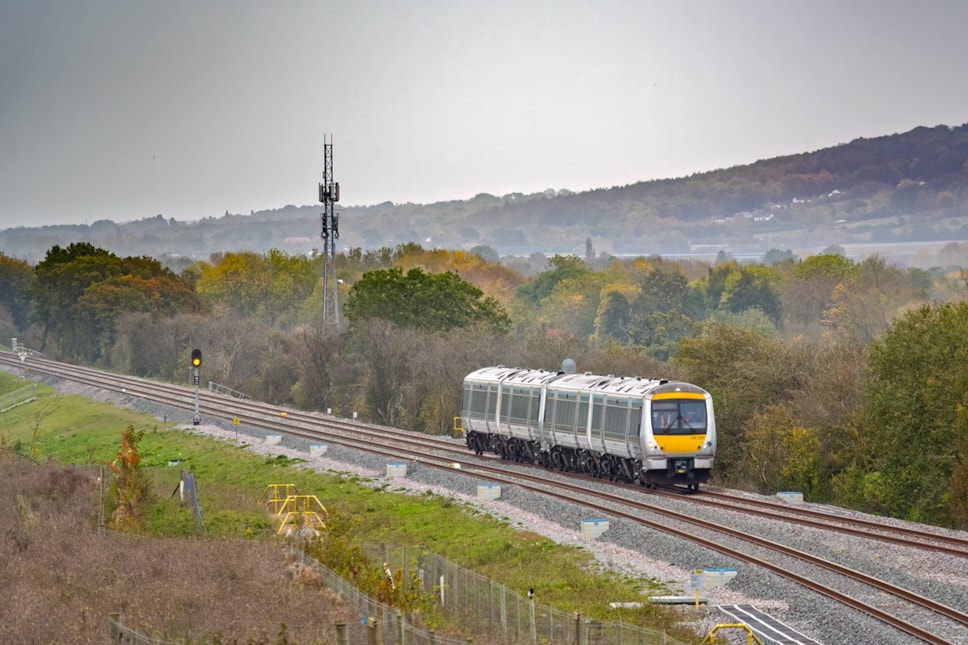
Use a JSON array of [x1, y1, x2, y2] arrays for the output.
[[461, 363, 716, 490]]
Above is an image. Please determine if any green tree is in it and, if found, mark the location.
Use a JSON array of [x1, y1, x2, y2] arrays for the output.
[[344, 267, 510, 334], [719, 265, 781, 324], [0, 253, 32, 331], [30, 243, 122, 353], [469, 245, 500, 263], [674, 322, 803, 485], [516, 255, 588, 305], [31, 245, 200, 363], [594, 290, 633, 343], [862, 302, 968, 526], [744, 404, 823, 494], [626, 266, 703, 358]]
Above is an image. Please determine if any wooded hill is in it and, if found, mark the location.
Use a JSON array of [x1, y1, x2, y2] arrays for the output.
[[2, 123, 968, 265]]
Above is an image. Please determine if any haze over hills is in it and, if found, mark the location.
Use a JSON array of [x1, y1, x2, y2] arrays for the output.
[[3, 123, 968, 268]]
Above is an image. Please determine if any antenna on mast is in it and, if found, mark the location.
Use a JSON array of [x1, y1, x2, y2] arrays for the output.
[[319, 134, 340, 331]]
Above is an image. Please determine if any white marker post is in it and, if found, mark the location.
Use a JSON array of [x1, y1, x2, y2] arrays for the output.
[[689, 570, 704, 609]]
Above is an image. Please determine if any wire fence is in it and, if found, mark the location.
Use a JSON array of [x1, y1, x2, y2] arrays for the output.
[[359, 543, 689, 645], [207, 381, 250, 400], [0, 383, 36, 412], [108, 544, 692, 645]]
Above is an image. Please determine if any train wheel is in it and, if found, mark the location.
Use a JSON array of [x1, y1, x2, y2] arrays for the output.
[[551, 450, 565, 471], [600, 457, 616, 481]]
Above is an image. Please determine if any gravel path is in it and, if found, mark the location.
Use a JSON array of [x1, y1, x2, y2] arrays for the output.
[[32, 375, 968, 644]]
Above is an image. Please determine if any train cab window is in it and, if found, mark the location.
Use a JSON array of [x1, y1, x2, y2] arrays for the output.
[[651, 400, 706, 435], [681, 401, 706, 431]]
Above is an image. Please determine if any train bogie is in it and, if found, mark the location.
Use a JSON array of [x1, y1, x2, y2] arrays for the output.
[[461, 365, 716, 490]]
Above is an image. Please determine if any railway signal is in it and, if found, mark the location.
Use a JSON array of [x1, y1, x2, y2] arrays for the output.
[[190, 348, 202, 425]]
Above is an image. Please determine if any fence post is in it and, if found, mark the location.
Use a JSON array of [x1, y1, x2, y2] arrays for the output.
[[108, 613, 121, 641], [574, 611, 581, 645], [530, 597, 537, 642], [499, 583, 508, 638], [367, 617, 383, 645]]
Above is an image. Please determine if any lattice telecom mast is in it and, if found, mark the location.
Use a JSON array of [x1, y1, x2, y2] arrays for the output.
[[319, 134, 340, 330]]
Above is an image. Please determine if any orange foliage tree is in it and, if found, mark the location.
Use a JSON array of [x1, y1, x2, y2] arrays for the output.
[[106, 426, 149, 531]]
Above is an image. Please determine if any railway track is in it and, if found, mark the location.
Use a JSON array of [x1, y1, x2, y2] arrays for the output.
[[4, 352, 968, 643]]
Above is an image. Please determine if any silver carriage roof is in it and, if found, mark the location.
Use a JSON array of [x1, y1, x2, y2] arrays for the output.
[[549, 372, 673, 397], [465, 366, 559, 386], [466, 367, 688, 398]]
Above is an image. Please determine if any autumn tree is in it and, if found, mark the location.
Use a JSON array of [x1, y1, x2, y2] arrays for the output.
[[776, 253, 855, 338], [107, 426, 150, 531], [194, 249, 318, 327], [30, 244, 200, 362], [821, 256, 927, 344], [529, 271, 609, 339], [73, 272, 201, 364]]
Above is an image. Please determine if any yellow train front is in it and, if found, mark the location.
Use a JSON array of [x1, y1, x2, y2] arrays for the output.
[[461, 365, 716, 490]]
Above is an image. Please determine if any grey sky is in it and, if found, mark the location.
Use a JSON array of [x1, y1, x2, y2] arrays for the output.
[[1, 0, 966, 227]]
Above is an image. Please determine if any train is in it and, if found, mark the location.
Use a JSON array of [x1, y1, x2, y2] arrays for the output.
[[459, 361, 716, 490]]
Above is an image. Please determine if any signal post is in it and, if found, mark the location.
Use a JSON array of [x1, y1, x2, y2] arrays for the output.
[[191, 349, 202, 425]]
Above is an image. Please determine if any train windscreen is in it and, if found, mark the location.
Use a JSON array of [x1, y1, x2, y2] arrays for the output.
[[651, 400, 706, 435]]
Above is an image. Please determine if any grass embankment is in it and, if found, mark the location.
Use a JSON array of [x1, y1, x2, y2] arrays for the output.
[[0, 372, 699, 643]]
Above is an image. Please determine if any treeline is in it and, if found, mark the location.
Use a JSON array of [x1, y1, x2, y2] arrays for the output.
[[2, 242, 968, 528]]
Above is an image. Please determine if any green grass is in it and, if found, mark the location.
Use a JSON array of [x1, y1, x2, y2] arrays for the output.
[[0, 371, 692, 635]]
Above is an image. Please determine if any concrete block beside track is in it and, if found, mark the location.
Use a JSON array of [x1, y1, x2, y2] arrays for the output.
[[386, 462, 408, 477], [581, 518, 610, 538], [477, 483, 501, 500]]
